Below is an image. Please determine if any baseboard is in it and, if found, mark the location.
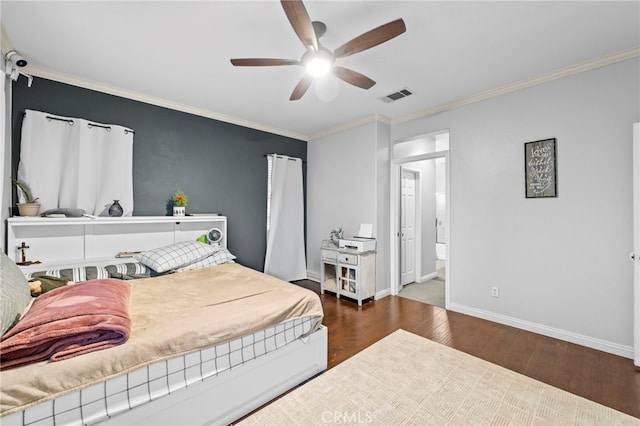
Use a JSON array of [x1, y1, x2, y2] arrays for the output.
[[376, 288, 391, 300], [420, 272, 438, 282], [306, 270, 320, 283], [449, 303, 634, 359]]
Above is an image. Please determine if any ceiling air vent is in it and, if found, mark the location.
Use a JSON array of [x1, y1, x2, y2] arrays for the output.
[[381, 88, 413, 103]]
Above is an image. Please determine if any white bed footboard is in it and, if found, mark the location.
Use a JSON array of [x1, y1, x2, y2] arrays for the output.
[[103, 325, 328, 426]]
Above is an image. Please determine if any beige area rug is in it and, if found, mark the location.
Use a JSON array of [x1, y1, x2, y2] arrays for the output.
[[240, 330, 638, 425]]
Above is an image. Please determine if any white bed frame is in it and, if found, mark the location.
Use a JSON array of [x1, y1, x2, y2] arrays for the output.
[[5, 216, 328, 425], [104, 326, 327, 425]]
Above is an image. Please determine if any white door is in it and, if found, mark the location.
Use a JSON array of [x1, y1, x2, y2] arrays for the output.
[[401, 168, 417, 287], [633, 122, 639, 367]]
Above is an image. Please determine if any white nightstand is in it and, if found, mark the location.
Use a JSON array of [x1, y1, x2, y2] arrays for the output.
[[320, 241, 376, 306]]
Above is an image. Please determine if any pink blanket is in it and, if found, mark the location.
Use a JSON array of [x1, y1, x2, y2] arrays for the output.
[[0, 279, 130, 370]]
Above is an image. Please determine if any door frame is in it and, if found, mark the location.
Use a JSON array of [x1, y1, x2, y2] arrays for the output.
[[399, 166, 421, 290], [390, 151, 450, 308], [633, 121, 639, 367]]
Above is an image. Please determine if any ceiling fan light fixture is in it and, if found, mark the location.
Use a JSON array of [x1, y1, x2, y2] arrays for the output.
[[306, 57, 331, 76], [303, 49, 334, 77]]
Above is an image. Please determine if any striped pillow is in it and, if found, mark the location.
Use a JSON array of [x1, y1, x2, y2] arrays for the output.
[[104, 263, 152, 280], [27, 266, 109, 282]]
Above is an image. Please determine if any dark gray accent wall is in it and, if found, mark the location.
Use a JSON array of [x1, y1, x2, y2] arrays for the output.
[[11, 76, 307, 271]]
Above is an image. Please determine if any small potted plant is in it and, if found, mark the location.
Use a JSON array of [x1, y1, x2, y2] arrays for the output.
[[12, 178, 40, 217], [172, 190, 187, 216]]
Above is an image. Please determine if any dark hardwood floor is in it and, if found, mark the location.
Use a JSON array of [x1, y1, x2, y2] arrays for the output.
[[294, 279, 640, 419]]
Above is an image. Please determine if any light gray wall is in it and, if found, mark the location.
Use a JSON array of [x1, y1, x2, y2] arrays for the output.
[[307, 119, 390, 293], [393, 135, 436, 158], [375, 121, 390, 293], [392, 58, 640, 353]]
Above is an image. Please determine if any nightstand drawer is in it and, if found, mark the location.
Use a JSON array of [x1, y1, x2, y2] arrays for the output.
[[321, 249, 337, 261], [338, 253, 358, 265]]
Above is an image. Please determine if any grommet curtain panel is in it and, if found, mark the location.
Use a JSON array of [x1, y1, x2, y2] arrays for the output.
[[17, 110, 134, 216], [264, 154, 307, 281]]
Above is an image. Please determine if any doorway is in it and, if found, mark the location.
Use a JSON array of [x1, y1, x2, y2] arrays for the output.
[[397, 158, 446, 307], [400, 168, 418, 288], [390, 130, 450, 309]]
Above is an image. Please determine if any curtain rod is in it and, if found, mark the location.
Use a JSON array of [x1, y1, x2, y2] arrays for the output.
[[264, 154, 305, 163], [31, 113, 135, 135]]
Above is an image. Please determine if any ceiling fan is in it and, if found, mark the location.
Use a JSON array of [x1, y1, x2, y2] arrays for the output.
[[230, 0, 406, 101]]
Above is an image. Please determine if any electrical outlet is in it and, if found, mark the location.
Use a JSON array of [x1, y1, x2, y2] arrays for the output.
[[491, 286, 500, 298]]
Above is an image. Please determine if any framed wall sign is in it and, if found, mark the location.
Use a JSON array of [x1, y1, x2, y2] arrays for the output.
[[524, 138, 557, 198]]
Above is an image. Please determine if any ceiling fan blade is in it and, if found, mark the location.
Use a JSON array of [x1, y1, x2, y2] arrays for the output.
[[333, 66, 376, 90], [290, 74, 313, 100], [281, 0, 318, 51], [230, 58, 300, 66], [333, 18, 406, 58]]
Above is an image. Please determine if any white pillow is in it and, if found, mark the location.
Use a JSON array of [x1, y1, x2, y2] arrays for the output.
[[135, 241, 217, 273], [210, 247, 237, 265], [175, 247, 237, 272]]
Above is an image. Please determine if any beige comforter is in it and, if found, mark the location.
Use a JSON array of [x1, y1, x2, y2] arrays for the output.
[[0, 263, 323, 415]]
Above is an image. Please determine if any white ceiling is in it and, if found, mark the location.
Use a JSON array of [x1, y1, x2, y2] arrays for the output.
[[2, 1, 639, 140]]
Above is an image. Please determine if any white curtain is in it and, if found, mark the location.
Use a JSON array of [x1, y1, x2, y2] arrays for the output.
[[17, 109, 134, 216], [264, 154, 306, 281], [1, 54, 7, 243]]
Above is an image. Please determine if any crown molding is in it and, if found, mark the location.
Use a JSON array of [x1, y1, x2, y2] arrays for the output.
[[308, 113, 391, 140], [22, 46, 639, 143], [392, 46, 640, 126], [22, 66, 309, 142], [307, 46, 639, 141]]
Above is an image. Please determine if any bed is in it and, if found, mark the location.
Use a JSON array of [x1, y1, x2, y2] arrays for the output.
[[1, 217, 327, 425]]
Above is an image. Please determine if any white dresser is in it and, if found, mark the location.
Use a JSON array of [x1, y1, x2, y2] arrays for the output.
[[320, 241, 376, 306]]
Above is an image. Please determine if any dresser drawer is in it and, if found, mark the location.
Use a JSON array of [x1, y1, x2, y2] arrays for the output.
[[338, 253, 358, 265]]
